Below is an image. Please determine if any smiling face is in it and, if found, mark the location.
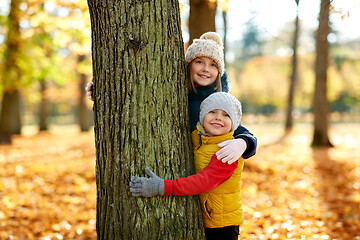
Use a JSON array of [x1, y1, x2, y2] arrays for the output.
[[190, 57, 219, 87], [203, 109, 232, 136]]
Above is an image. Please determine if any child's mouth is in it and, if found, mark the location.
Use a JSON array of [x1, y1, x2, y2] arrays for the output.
[[198, 74, 209, 79], [211, 123, 223, 128]]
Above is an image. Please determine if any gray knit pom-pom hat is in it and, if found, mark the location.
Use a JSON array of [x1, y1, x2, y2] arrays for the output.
[[199, 92, 242, 132], [185, 32, 225, 76]]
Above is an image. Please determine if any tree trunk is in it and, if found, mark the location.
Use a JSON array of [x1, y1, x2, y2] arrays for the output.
[[39, 80, 49, 131], [39, 79, 49, 131], [77, 55, 91, 132], [0, 91, 21, 143], [189, 0, 217, 43], [285, 2, 300, 132], [88, 0, 204, 239], [222, 10, 227, 65], [0, 0, 22, 144], [312, 0, 333, 147]]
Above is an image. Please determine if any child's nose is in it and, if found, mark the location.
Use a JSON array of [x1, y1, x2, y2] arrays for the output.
[[215, 114, 222, 120], [202, 64, 209, 71]]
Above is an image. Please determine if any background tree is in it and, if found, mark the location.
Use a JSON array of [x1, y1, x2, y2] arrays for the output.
[[285, 0, 300, 133], [88, 0, 204, 239], [39, 80, 50, 131], [0, 0, 23, 144], [241, 16, 263, 62], [35, 4, 54, 131], [77, 54, 91, 131], [64, 2, 93, 132], [189, 0, 217, 43], [219, 0, 229, 63], [312, 0, 333, 147]]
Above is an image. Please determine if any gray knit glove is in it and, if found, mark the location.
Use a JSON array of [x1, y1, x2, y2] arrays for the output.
[[130, 167, 165, 197]]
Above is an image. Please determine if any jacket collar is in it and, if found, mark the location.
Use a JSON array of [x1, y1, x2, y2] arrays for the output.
[[196, 124, 234, 145], [189, 70, 230, 100]]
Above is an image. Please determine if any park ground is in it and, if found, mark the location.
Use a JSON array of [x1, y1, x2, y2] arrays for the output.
[[0, 123, 359, 239]]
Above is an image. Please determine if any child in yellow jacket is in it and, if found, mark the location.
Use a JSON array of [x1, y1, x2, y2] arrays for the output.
[[130, 92, 245, 240]]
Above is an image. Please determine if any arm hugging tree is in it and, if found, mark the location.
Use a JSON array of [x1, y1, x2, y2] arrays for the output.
[[87, 0, 204, 239]]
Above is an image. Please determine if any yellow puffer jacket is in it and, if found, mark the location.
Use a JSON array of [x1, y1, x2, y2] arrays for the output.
[[191, 129, 244, 228]]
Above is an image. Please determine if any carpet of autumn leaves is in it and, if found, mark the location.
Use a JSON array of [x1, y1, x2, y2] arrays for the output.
[[0, 123, 359, 240], [0, 127, 97, 240]]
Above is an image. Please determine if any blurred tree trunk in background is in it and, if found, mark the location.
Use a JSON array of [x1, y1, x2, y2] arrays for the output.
[[0, 0, 22, 144], [39, 80, 49, 131], [77, 55, 91, 132], [88, 0, 204, 239], [312, 0, 333, 147], [219, 0, 229, 63], [189, 0, 217, 43], [222, 8, 228, 64], [285, 0, 300, 133], [38, 3, 51, 132]]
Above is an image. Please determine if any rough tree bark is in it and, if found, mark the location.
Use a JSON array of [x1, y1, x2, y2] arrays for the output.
[[88, 0, 204, 239], [0, 0, 22, 144], [312, 0, 333, 147]]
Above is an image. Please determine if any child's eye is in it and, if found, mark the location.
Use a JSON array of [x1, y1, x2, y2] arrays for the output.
[[224, 113, 230, 117], [195, 60, 203, 64], [209, 110, 215, 114], [211, 63, 217, 67]]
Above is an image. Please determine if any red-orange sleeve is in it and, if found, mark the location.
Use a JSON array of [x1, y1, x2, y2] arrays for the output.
[[164, 155, 238, 196]]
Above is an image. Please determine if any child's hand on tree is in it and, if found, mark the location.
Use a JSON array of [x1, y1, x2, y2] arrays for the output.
[[130, 167, 165, 197], [216, 139, 247, 164], [85, 77, 94, 101]]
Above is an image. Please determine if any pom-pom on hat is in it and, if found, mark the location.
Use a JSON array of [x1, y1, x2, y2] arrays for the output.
[[185, 32, 225, 76], [199, 92, 242, 132]]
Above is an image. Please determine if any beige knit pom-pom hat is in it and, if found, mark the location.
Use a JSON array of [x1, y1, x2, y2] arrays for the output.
[[185, 32, 225, 76]]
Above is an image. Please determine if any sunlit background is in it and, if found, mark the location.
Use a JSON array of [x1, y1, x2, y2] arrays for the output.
[[0, 0, 359, 127], [0, 0, 359, 239]]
